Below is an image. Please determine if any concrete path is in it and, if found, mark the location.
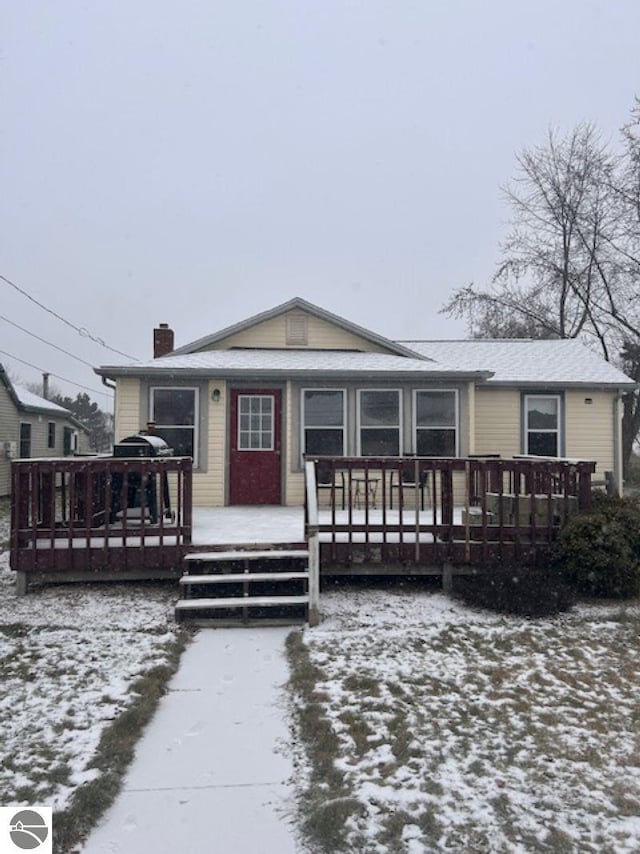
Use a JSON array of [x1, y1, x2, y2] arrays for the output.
[[84, 628, 300, 853]]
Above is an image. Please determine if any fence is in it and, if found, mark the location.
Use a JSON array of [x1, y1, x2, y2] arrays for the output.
[[306, 455, 595, 568], [10, 456, 192, 577]]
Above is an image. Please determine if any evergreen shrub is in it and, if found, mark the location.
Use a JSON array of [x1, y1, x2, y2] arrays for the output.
[[454, 560, 574, 617], [553, 493, 640, 598]]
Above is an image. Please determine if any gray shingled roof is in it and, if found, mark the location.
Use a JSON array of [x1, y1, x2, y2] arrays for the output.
[[97, 348, 488, 379], [401, 339, 636, 387]]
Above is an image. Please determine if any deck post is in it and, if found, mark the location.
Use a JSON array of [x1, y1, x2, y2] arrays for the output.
[[442, 561, 453, 594], [308, 528, 320, 626], [305, 460, 321, 626], [15, 571, 28, 597]]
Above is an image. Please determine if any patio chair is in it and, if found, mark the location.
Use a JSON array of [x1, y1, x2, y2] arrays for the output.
[[389, 460, 429, 510], [316, 460, 346, 510]]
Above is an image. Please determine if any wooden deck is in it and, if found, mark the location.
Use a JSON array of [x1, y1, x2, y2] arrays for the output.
[[10, 456, 192, 587], [305, 456, 595, 573], [9, 455, 595, 603]]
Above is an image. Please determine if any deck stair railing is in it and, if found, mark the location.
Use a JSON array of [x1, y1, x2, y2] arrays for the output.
[[305, 455, 595, 568]]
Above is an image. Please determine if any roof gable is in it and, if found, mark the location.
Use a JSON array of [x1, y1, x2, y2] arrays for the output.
[[171, 298, 429, 360]]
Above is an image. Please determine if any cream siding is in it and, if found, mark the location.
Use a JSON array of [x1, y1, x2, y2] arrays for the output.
[[285, 380, 306, 505], [192, 380, 227, 507], [565, 389, 615, 477], [198, 310, 390, 354], [114, 378, 142, 440], [474, 388, 522, 457]]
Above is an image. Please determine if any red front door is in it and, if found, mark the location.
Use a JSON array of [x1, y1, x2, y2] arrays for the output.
[[229, 390, 282, 505]]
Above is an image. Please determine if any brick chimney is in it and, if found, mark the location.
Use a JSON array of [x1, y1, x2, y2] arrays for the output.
[[153, 323, 174, 358]]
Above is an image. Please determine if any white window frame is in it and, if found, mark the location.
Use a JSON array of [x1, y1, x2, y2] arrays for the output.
[[47, 421, 56, 450], [150, 386, 199, 466], [301, 388, 346, 461], [357, 389, 403, 456], [237, 393, 275, 452], [413, 389, 459, 457], [524, 393, 562, 457]]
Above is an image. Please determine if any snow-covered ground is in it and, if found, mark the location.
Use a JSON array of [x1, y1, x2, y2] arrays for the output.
[[298, 585, 640, 852], [0, 506, 181, 812], [4, 499, 640, 852]]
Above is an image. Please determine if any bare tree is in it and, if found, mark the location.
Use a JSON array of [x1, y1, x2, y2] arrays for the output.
[[443, 118, 640, 473]]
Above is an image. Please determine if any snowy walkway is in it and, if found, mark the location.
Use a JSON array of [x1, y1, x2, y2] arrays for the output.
[[84, 628, 300, 853]]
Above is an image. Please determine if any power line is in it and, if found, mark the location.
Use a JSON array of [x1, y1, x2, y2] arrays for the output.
[[0, 348, 114, 402], [0, 313, 95, 368], [0, 272, 137, 360]]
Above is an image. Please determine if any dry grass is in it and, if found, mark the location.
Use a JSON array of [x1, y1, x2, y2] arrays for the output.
[[53, 632, 190, 852], [287, 585, 640, 852], [0, 499, 193, 853]]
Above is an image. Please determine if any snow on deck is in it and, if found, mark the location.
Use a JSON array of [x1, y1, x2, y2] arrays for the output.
[[192, 506, 305, 545], [191, 505, 462, 547]]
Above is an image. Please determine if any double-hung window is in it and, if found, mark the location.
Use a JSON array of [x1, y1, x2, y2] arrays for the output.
[[47, 422, 56, 449], [414, 390, 458, 456], [358, 390, 401, 456], [525, 394, 561, 456], [150, 387, 198, 462], [302, 389, 345, 457]]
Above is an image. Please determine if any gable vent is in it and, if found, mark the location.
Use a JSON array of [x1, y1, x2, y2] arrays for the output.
[[286, 313, 308, 346]]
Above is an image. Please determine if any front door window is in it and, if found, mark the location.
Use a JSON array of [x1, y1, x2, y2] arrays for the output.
[[238, 395, 274, 450]]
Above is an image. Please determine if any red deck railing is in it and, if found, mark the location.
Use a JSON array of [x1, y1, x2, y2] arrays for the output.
[[306, 456, 596, 568], [10, 457, 192, 576]]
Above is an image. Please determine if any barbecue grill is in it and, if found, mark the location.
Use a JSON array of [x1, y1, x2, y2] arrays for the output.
[[111, 432, 173, 523]]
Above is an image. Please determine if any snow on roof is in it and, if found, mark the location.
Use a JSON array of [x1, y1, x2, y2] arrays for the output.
[[99, 348, 484, 377], [12, 384, 72, 413], [98, 337, 636, 388], [401, 339, 636, 386]]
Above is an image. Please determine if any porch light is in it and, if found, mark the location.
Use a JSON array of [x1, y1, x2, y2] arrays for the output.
[[212, 388, 221, 403]]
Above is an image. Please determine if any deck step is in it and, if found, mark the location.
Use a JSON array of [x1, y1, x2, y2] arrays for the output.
[[180, 572, 309, 585], [178, 547, 311, 625], [175, 595, 309, 611], [184, 549, 309, 563]]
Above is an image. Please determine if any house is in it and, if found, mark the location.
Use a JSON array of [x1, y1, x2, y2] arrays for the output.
[[95, 298, 636, 506], [0, 364, 90, 496]]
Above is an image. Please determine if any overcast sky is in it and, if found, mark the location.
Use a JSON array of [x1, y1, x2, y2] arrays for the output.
[[2, 0, 640, 408]]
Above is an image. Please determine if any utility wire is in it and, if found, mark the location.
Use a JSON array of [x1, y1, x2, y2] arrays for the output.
[[0, 272, 137, 360], [0, 313, 96, 368], [0, 348, 114, 402]]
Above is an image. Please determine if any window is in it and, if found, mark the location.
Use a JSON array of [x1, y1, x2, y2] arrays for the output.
[[358, 390, 401, 456], [525, 395, 561, 456], [238, 394, 273, 450], [302, 389, 345, 457], [150, 387, 198, 461], [63, 427, 78, 455], [19, 423, 31, 458], [47, 422, 56, 449], [414, 390, 458, 456]]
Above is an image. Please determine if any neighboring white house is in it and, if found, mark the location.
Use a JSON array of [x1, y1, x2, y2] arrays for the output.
[[0, 364, 90, 497], [95, 298, 637, 506]]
